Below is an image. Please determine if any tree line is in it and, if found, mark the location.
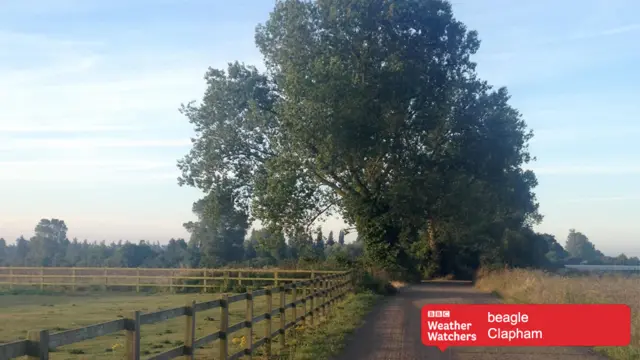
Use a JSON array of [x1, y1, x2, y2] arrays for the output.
[[0, 218, 359, 269], [1, 219, 633, 273]]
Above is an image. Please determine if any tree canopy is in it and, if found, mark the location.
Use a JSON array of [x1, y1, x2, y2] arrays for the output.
[[177, 0, 542, 278]]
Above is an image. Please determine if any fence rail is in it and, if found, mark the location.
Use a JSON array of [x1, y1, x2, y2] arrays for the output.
[[564, 264, 640, 271], [0, 271, 352, 360], [0, 266, 343, 292]]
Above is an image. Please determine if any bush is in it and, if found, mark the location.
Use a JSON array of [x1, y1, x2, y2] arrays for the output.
[[354, 270, 397, 296]]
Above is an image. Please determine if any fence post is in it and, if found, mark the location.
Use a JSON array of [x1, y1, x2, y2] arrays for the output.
[[245, 291, 253, 358], [327, 275, 333, 315], [40, 267, 44, 290], [265, 287, 272, 358], [103, 267, 108, 291], [238, 271, 243, 286], [224, 271, 229, 290], [291, 284, 297, 325], [219, 294, 229, 359], [170, 270, 174, 293], [27, 329, 49, 360], [125, 310, 141, 360], [136, 268, 140, 293], [274, 271, 279, 287], [71, 268, 76, 292], [279, 285, 286, 348], [321, 277, 327, 319], [184, 300, 196, 360], [203, 269, 208, 294], [310, 278, 315, 326], [9, 266, 13, 289], [320, 279, 324, 318]]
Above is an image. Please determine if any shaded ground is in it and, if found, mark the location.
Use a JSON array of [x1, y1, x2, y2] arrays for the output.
[[334, 282, 608, 360]]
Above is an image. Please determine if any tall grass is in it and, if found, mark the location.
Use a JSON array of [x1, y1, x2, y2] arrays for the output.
[[475, 268, 640, 359]]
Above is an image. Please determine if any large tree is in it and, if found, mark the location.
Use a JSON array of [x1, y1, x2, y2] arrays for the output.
[[182, 179, 249, 267], [28, 218, 69, 266], [178, 0, 539, 276]]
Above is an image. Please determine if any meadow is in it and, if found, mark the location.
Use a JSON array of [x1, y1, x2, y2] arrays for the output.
[[0, 290, 309, 359], [475, 268, 640, 359]]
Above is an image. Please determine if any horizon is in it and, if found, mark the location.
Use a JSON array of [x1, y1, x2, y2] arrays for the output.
[[2, 0, 640, 257]]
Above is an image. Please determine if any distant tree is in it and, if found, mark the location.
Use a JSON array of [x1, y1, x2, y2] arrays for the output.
[[565, 229, 599, 262], [628, 256, 640, 266], [539, 233, 568, 264], [326, 230, 335, 247], [338, 230, 345, 246], [117, 241, 157, 268], [614, 253, 628, 265], [184, 179, 249, 267], [314, 226, 325, 260], [288, 227, 314, 261], [163, 238, 189, 267], [14, 236, 28, 266], [28, 218, 69, 266], [0, 238, 6, 265], [244, 235, 259, 261], [64, 238, 83, 266]]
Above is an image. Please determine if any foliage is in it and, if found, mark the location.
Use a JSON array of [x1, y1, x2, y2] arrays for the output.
[[176, 0, 544, 278], [354, 271, 397, 296], [565, 229, 602, 262]]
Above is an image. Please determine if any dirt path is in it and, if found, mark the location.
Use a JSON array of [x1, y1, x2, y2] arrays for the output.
[[334, 282, 608, 360]]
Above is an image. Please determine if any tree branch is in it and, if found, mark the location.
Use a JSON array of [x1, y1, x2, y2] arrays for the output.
[[304, 200, 338, 232]]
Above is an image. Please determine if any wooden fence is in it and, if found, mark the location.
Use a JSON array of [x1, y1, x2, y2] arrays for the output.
[[0, 267, 343, 292], [0, 271, 352, 360]]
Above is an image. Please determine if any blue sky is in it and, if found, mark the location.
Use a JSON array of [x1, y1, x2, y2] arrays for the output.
[[1, 0, 639, 256]]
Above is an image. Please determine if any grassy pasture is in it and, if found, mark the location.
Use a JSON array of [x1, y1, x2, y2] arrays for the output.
[[475, 268, 640, 360], [0, 290, 310, 359]]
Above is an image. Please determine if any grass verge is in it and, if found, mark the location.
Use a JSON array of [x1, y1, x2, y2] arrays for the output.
[[286, 291, 381, 360], [475, 268, 640, 360]]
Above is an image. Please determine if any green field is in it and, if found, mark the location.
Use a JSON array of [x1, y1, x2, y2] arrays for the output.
[[0, 291, 309, 359]]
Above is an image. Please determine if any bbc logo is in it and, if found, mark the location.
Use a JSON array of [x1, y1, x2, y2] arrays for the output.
[[427, 310, 450, 318]]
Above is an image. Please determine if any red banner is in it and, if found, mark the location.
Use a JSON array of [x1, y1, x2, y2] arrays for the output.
[[421, 304, 631, 351]]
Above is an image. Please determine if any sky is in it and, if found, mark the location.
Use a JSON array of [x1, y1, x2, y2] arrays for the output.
[[1, 0, 639, 256]]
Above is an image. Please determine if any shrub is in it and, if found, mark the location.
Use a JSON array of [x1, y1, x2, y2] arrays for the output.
[[353, 269, 397, 296]]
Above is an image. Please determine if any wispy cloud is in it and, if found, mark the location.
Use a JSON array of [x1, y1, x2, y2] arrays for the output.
[[0, 125, 137, 133], [529, 165, 640, 175], [0, 138, 191, 150], [0, 160, 174, 170], [0, 159, 178, 182], [553, 23, 640, 43], [456, 1, 640, 88], [0, 171, 179, 183], [566, 195, 640, 203], [530, 125, 640, 143]]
